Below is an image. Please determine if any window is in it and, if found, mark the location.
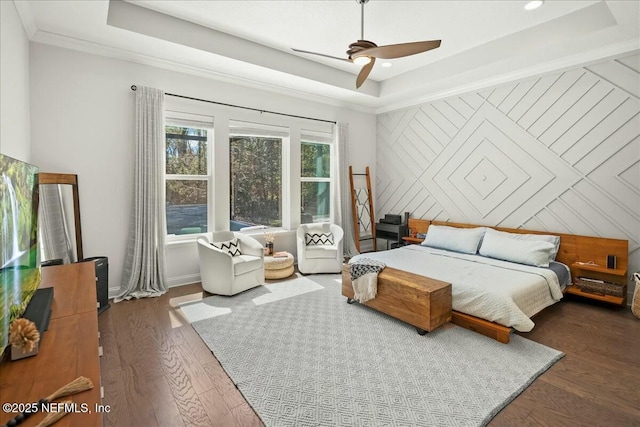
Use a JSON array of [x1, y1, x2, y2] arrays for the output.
[[163, 109, 333, 237], [165, 124, 210, 236], [229, 121, 287, 229], [301, 138, 332, 224]]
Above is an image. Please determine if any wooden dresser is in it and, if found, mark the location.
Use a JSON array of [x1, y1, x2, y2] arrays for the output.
[[0, 262, 103, 427]]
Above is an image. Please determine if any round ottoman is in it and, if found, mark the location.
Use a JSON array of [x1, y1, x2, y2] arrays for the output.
[[264, 252, 294, 280]]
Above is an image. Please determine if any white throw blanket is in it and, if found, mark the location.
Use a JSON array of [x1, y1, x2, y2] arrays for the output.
[[348, 257, 386, 302]]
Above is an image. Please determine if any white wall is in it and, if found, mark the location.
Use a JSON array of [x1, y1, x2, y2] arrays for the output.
[[376, 51, 640, 302], [29, 43, 376, 296], [0, 1, 31, 162]]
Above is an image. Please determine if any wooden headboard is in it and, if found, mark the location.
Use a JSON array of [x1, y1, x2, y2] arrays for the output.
[[407, 218, 629, 282]]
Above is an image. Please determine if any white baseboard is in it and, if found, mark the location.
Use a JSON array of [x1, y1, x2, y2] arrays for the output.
[[167, 274, 201, 288], [108, 287, 119, 299], [108, 274, 201, 299]]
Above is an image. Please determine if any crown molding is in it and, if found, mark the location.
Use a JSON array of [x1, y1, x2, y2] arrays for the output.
[[13, 0, 37, 39], [376, 40, 640, 115], [29, 30, 378, 116], [106, 0, 380, 98], [20, 11, 640, 118]]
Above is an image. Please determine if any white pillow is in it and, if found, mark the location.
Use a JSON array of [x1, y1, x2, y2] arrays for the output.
[[479, 229, 555, 267], [305, 232, 335, 246], [485, 229, 560, 260], [211, 237, 242, 256], [421, 225, 486, 254]]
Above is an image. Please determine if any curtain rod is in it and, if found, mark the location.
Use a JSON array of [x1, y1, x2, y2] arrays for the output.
[[130, 85, 336, 124]]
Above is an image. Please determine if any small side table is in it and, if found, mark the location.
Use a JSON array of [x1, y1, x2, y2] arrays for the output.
[[264, 252, 294, 280], [402, 236, 424, 245], [376, 222, 408, 249]]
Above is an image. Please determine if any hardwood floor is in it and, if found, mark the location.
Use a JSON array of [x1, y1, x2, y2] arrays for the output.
[[99, 284, 262, 427], [99, 285, 640, 426]]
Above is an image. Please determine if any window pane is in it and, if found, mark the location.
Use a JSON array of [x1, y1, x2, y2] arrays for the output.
[[301, 182, 330, 224], [230, 136, 282, 227], [166, 126, 207, 175], [166, 180, 207, 235], [301, 142, 330, 178]]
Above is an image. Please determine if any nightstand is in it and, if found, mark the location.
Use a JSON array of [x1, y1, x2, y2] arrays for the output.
[[402, 236, 423, 245], [375, 222, 407, 249], [565, 262, 627, 305]]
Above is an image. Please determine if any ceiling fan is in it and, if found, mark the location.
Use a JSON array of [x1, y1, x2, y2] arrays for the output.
[[292, 0, 441, 89]]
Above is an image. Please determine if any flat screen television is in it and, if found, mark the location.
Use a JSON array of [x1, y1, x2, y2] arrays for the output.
[[0, 154, 41, 351]]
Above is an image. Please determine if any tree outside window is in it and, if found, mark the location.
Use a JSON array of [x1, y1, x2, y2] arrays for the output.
[[301, 141, 331, 224], [230, 135, 283, 229], [165, 125, 209, 236]]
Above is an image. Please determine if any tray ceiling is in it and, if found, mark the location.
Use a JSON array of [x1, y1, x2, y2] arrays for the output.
[[15, 0, 640, 112]]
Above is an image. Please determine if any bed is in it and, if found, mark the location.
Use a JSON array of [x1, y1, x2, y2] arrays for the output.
[[343, 219, 629, 343]]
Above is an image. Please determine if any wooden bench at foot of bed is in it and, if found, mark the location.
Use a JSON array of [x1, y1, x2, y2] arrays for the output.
[[341, 265, 452, 334], [342, 264, 512, 343]]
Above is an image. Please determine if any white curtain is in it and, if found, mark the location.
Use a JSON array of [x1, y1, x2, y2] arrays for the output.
[[333, 121, 356, 256], [115, 86, 168, 302]]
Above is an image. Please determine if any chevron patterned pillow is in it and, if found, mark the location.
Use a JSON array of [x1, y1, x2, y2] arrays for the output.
[[211, 237, 242, 256], [305, 232, 335, 246]]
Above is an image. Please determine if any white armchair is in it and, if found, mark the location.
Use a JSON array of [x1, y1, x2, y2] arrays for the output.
[[197, 231, 264, 295], [296, 223, 344, 274]]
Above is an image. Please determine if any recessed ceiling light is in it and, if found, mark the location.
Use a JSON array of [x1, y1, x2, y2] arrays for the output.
[[524, 0, 544, 11], [353, 56, 372, 66], [381, 62, 392, 68]]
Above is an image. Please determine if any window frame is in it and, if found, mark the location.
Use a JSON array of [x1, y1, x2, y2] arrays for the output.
[[300, 132, 334, 224], [164, 113, 214, 242], [163, 99, 335, 242], [229, 120, 289, 230]]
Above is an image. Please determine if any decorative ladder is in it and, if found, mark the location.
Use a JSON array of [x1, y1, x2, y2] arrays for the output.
[[349, 166, 376, 253]]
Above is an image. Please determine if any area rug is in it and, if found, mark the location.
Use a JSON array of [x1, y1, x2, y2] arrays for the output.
[[179, 274, 323, 322], [183, 274, 564, 426]]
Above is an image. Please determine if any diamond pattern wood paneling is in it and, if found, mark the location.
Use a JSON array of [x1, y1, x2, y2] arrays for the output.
[[377, 52, 640, 298]]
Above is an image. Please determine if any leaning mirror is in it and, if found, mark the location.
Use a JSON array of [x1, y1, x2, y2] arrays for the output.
[[38, 173, 83, 265]]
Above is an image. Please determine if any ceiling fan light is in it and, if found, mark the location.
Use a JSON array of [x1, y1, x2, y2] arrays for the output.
[[353, 56, 371, 66], [524, 0, 544, 11], [381, 62, 392, 68]]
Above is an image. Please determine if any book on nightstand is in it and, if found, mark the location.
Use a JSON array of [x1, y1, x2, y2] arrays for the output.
[[274, 251, 288, 258]]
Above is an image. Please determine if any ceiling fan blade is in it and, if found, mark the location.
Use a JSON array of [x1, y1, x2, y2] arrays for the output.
[[358, 40, 441, 59], [356, 57, 375, 89], [291, 48, 352, 63]]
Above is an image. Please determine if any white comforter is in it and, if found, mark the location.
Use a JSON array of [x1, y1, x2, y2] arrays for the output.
[[350, 245, 565, 332]]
